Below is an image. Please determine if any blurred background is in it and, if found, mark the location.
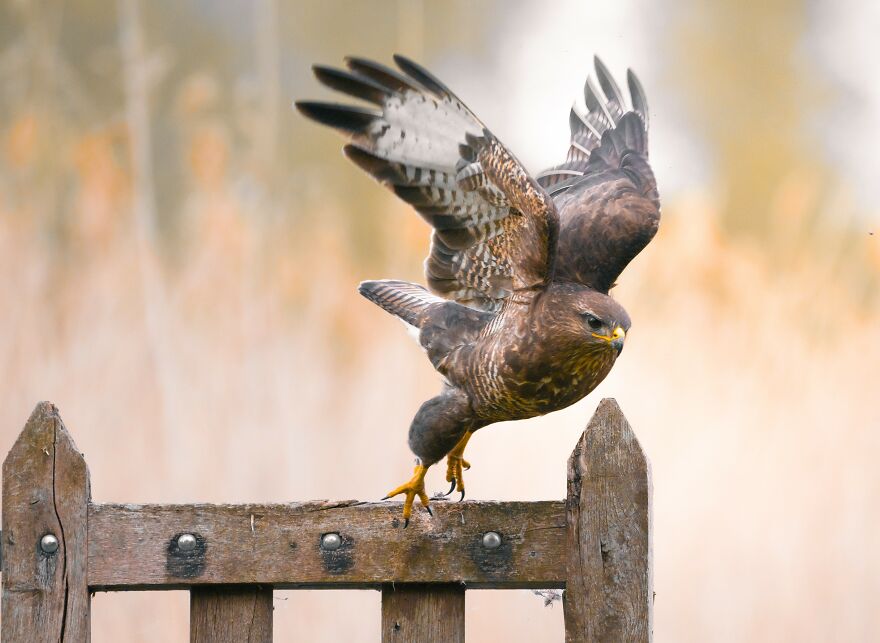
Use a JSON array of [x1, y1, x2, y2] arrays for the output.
[[1, 0, 878, 640]]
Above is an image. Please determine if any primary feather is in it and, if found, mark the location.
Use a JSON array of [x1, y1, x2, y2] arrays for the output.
[[537, 57, 650, 195]]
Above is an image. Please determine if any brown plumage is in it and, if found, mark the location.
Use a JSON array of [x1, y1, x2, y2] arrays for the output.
[[296, 55, 660, 522]]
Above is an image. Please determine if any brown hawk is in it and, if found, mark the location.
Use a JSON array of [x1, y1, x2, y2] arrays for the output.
[[297, 55, 660, 525]]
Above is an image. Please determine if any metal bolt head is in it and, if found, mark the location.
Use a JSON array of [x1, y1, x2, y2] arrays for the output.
[[177, 533, 197, 552], [40, 533, 59, 554], [482, 531, 502, 549], [321, 533, 342, 551]]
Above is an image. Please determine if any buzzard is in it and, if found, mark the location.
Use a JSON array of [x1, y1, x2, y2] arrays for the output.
[[297, 55, 660, 525]]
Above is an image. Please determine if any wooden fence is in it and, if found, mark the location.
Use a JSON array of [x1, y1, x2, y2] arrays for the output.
[[0, 398, 652, 642]]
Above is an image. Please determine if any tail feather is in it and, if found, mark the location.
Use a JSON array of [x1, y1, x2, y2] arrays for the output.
[[358, 280, 445, 326]]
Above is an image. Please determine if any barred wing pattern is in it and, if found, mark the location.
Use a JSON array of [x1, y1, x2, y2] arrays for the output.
[[537, 57, 660, 293], [296, 55, 557, 312], [536, 57, 650, 195]]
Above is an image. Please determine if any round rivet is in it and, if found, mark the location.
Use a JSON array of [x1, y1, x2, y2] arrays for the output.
[[482, 531, 502, 549], [40, 533, 59, 554], [321, 533, 342, 551], [177, 533, 197, 552]]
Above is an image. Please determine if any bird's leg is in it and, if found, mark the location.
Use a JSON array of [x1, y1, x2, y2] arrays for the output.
[[443, 431, 472, 500], [403, 387, 474, 514], [383, 463, 431, 528]]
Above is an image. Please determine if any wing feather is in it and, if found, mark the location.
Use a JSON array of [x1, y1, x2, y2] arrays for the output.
[[594, 56, 626, 119], [297, 55, 557, 311], [311, 65, 391, 105], [537, 58, 661, 293], [536, 57, 652, 191]]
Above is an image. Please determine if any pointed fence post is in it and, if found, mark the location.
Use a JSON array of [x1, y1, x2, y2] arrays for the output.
[[564, 398, 652, 642], [2, 402, 91, 642]]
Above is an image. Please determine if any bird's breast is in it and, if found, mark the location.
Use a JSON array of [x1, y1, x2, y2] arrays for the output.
[[457, 337, 616, 422]]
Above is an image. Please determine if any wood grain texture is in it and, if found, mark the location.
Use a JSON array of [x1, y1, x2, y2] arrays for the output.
[[88, 501, 565, 590], [564, 398, 652, 642], [2, 402, 91, 642], [381, 584, 464, 643], [190, 585, 272, 643]]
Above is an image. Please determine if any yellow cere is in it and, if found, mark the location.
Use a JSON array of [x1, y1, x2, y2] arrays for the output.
[[592, 326, 626, 342]]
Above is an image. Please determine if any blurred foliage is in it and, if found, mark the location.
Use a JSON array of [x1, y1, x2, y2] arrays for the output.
[[1, 0, 874, 297]]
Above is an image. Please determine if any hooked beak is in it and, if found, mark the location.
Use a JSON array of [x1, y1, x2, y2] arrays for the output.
[[611, 326, 625, 356], [592, 326, 626, 356]]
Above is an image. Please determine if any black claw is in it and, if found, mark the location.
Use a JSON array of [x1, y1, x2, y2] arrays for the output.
[[441, 480, 456, 497], [463, 464, 471, 470], [425, 505, 433, 516], [459, 490, 465, 502], [381, 495, 390, 501], [403, 518, 410, 528]]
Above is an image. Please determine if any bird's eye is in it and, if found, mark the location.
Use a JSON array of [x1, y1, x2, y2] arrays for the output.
[[583, 313, 603, 331]]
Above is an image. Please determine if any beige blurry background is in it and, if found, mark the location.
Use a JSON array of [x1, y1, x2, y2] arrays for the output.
[[1, 0, 879, 640]]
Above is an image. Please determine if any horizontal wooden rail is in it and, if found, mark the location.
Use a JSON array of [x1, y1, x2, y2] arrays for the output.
[[88, 500, 566, 590]]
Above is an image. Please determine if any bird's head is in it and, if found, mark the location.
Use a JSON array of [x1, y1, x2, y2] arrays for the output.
[[543, 285, 631, 357]]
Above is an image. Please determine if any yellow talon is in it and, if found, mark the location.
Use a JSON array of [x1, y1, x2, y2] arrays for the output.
[[383, 464, 430, 526], [444, 432, 472, 497]]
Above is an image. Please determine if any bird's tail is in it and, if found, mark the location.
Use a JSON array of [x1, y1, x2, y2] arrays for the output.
[[358, 280, 446, 327]]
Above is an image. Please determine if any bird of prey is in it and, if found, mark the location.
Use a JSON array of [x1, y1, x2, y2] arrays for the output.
[[296, 55, 659, 525]]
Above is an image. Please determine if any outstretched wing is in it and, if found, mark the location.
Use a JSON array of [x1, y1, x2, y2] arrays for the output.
[[538, 57, 660, 293], [296, 55, 558, 311]]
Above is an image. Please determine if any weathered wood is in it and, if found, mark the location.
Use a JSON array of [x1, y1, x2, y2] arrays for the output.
[[0, 397, 655, 642], [2, 402, 91, 642], [564, 398, 652, 642], [381, 584, 464, 643], [190, 585, 273, 643], [88, 500, 565, 590]]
